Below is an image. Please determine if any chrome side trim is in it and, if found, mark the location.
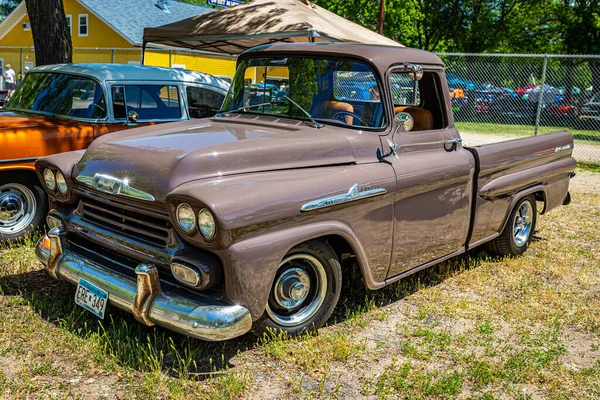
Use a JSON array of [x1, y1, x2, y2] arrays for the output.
[[0, 157, 38, 165], [76, 174, 155, 201], [301, 183, 387, 212], [35, 233, 252, 341]]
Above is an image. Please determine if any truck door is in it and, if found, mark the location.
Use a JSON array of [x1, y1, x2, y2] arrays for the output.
[[385, 67, 475, 279]]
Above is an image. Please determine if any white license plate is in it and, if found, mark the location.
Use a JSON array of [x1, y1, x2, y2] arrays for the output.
[[75, 278, 108, 319]]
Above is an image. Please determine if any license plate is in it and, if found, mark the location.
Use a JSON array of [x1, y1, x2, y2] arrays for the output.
[[75, 278, 108, 319]]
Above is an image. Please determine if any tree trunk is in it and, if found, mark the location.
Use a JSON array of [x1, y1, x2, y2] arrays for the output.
[[25, 0, 72, 65]]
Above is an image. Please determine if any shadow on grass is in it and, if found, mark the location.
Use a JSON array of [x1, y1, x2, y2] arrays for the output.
[[330, 247, 495, 326], [0, 268, 257, 378], [0, 246, 499, 378]]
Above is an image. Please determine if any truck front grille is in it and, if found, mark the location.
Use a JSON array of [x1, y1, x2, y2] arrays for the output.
[[79, 193, 174, 248]]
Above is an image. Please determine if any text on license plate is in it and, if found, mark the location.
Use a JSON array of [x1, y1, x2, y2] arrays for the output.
[[75, 278, 108, 319]]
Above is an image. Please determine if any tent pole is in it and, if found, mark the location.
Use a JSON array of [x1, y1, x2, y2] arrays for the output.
[[141, 41, 147, 65]]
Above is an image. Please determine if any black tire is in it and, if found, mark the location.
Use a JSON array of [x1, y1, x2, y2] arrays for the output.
[[0, 172, 48, 242], [486, 195, 537, 257], [253, 239, 342, 337]]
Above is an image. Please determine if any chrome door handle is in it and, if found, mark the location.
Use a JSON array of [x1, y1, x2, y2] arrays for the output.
[[444, 137, 462, 152], [444, 138, 462, 145]]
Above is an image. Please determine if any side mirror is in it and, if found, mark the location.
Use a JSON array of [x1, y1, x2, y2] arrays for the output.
[[394, 112, 414, 133], [125, 110, 138, 127]]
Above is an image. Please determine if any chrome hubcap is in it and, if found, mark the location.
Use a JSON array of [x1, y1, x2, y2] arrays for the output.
[[513, 200, 533, 247], [274, 267, 311, 309], [266, 254, 327, 327], [0, 183, 36, 235]]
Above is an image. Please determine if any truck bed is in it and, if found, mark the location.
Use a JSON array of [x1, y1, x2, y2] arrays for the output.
[[466, 131, 575, 248]]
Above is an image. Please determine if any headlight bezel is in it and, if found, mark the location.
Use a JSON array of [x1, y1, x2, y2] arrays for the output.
[[176, 203, 197, 234], [197, 208, 216, 239], [44, 168, 56, 191], [55, 171, 68, 194], [169, 199, 219, 244]]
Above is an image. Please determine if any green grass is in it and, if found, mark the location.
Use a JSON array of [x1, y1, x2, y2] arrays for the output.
[[0, 192, 599, 398], [578, 161, 600, 172], [456, 121, 600, 146]]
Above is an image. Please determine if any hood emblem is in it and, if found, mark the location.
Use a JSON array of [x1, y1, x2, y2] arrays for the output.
[[76, 174, 155, 201], [301, 183, 386, 212]]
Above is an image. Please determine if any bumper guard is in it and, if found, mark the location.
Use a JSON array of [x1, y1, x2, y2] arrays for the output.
[[35, 228, 252, 341]]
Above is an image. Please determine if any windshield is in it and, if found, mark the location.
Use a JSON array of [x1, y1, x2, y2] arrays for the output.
[[6, 72, 106, 120], [221, 57, 385, 128]]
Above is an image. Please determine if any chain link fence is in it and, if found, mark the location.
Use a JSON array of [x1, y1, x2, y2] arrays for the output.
[[0, 46, 598, 163], [438, 53, 600, 163]]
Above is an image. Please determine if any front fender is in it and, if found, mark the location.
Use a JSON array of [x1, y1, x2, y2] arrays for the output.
[[224, 219, 383, 320]]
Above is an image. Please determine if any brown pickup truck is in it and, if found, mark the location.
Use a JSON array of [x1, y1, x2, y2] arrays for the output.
[[34, 43, 575, 341]]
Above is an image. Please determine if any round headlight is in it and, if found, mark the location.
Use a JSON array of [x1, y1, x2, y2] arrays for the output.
[[44, 169, 56, 191], [56, 171, 68, 194], [176, 203, 196, 233], [198, 208, 216, 239]]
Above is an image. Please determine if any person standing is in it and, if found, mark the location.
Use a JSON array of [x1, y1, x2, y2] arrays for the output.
[[3, 64, 16, 99]]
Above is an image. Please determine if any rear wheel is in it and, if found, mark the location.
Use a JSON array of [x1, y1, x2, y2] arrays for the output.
[[0, 175, 48, 242], [253, 240, 342, 337], [486, 195, 537, 257]]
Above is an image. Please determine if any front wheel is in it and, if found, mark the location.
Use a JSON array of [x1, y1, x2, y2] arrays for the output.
[[0, 176, 48, 242], [486, 195, 537, 257], [253, 240, 342, 337]]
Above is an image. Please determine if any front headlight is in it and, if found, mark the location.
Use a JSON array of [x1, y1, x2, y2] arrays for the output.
[[56, 171, 68, 193], [198, 208, 216, 239], [44, 169, 56, 190], [176, 203, 196, 233]]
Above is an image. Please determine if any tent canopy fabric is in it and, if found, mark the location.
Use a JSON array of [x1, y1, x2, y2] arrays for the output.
[[143, 0, 403, 55]]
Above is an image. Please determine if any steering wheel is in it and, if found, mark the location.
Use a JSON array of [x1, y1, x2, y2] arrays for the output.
[[88, 103, 106, 114], [330, 111, 367, 126]]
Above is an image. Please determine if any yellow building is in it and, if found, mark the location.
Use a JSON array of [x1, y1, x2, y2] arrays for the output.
[[0, 0, 237, 78]]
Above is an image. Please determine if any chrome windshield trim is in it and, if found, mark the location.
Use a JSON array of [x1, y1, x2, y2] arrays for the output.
[[301, 184, 387, 212], [76, 174, 155, 201]]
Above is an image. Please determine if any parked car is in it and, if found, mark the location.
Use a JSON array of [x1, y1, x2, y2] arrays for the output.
[[0, 64, 229, 241], [580, 93, 600, 123], [35, 43, 575, 341], [545, 99, 577, 117], [486, 96, 539, 123]]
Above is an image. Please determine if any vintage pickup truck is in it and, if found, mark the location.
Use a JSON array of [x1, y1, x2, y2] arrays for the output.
[[0, 64, 229, 241], [34, 43, 575, 341]]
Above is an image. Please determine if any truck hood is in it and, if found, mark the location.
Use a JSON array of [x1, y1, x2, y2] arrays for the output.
[[75, 116, 358, 202]]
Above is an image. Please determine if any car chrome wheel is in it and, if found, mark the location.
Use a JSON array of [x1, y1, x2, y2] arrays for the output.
[[512, 199, 533, 247], [0, 183, 37, 235], [266, 254, 328, 327]]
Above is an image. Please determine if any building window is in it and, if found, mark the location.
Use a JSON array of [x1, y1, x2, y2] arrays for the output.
[[78, 14, 88, 37], [22, 21, 30, 31], [66, 15, 72, 35]]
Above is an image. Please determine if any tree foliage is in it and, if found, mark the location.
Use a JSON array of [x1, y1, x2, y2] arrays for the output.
[[0, 0, 20, 20], [313, 0, 599, 55]]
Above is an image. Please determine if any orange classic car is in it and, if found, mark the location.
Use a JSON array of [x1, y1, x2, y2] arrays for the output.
[[0, 64, 230, 241]]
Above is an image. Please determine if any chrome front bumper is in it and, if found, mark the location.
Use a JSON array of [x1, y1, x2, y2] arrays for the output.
[[35, 228, 252, 341]]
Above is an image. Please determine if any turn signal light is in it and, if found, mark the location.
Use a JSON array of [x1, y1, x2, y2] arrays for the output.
[[171, 262, 201, 287]]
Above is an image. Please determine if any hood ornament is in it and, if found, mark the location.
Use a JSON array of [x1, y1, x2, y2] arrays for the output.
[[301, 183, 386, 212], [76, 174, 155, 201]]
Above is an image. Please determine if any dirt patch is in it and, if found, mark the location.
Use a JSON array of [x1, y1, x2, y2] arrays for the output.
[[570, 170, 600, 195]]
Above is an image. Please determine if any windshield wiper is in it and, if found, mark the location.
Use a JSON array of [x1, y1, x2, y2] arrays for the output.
[[283, 95, 323, 129], [219, 101, 274, 116]]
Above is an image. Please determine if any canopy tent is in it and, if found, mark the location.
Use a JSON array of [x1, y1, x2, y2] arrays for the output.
[[142, 0, 403, 55]]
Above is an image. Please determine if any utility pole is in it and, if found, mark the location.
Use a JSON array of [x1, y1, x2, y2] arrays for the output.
[[378, 0, 385, 34]]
